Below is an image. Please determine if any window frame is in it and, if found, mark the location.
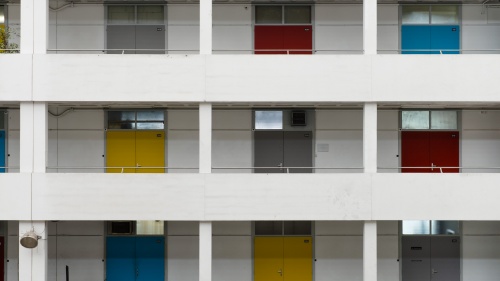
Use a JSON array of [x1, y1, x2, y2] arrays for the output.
[[254, 4, 313, 25]]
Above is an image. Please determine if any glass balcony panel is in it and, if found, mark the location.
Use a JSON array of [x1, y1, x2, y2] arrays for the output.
[[431, 111, 457, 129], [402, 5, 430, 24], [431, 6, 459, 24], [108, 6, 135, 24], [137, 6, 164, 25], [284, 6, 312, 24], [402, 111, 430, 129], [403, 220, 430, 235], [255, 6, 283, 24]]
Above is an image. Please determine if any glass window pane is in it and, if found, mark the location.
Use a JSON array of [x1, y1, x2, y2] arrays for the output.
[[108, 6, 135, 24], [402, 111, 430, 129], [284, 221, 311, 235], [402, 5, 430, 24], [284, 6, 311, 24], [431, 6, 459, 24], [0, 111, 4, 130], [403, 220, 430, 235], [137, 111, 164, 121], [137, 220, 164, 235], [108, 111, 135, 122], [431, 221, 459, 235], [255, 221, 283, 235], [136, 122, 164, 130], [255, 6, 283, 24], [137, 6, 164, 25], [0, 6, 4, 24], [431, 111, 457, 129], [255, 111, 283, 130]]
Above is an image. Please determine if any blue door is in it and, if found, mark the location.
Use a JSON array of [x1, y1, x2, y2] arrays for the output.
[[0, 131, 5, 173], [431, 25, 460, 54], [402, 26, 431, 54], [402, 25, 459, 54], [107, 237, 136, 281], [136, 237, 165, 281], [107, 236, 164, 281]]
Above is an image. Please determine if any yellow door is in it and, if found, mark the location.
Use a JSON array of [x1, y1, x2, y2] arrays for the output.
[[255, 237, 284, 281], [283, 237, 313, 281], [106, 131, 136, 173], [135, 131, 165, 173]]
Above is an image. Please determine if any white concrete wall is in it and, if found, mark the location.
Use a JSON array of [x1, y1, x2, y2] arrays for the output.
[[462, 5, 500, 54], [213, 5, 252, 54], [168, 110, 199, 173], [463, 221, 500, 281]]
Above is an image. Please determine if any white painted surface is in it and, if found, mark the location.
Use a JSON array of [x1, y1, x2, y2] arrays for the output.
[[364, 104, 377, 173], [200, 0, 212, 54], [316, 221, 363, 235], [7, 233, 19, 281], [212, 130, 252, 173], [315, 236, 363, 281], [168, 236, 199, 281], [363, 0, 377, 54], [19, 221, 48, 281], [199, 222, 212, 281], [363, 221, 377, 281], [213, 236, 252, 281], [0, 56, 32, 101], [53, 236, 104, 281], [212, 221, 251, 235], [168, 221, 199, 235], [0, 174, 31, 219], [199, 104, 212, 173], [463, 236, 500, 281], [377, 236, 398, 281]]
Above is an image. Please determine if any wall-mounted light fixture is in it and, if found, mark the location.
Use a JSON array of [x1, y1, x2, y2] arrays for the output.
[[20, 231, 40, 249]]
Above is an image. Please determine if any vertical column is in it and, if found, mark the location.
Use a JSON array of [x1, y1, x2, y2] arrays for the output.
[[200, 0, 213, 54], [363, 0, 377, 54], [20, 102, 48, 173], [199, 103, 212, 173], [21, 0, 48, 54], [363, 221, 377, 281], [363, 103, 377, 173], [199, 221, 212, 281], [19, 221, 48, 281]]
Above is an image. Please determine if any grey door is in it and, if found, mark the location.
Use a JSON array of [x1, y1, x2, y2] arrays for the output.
[[107, 25, 136, 54], [402, 236, 460, 281], [402, 236, 431, 281], [284, 131, 312, 173], [136, 25, 165, 54], [254, 131, 284, 173], [431, 236, 460, 281], [254, 131, 313, 173]]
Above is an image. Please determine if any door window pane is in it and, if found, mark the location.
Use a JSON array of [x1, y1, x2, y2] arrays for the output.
[[284, 6, 311, 24], [403, 220, 430, 234], [255, 111, 283, 130], [431, 6, 459, 24], [255, 6, 283, 24], [137, 6, 164, 25], [108, 6, 135, 24], [255, 221, 283, 235], [431, 221, 459, 235], [0, 6, 4, 24], [430, 111, 457, 129], [284, 221, 311, 235], [402, 111, 430, 129], [137, 220, 164, 235], [402, 5, 430, 24], [137, 111, 164, 121], [0, 111, 4, 130], [136, 122, 164, 130]]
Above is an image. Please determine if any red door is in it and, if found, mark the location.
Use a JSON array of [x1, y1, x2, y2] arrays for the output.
[[255, 26, 312, 54], [401, 131, 459, 173], [0, 236, 3, 281]]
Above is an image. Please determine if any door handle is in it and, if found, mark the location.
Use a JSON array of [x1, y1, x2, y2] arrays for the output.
[[277, 163, 283, 167], [432, 269, 438, 274], [277, 269, 282, 276], [136, 163, 141, 167], [431, 162, 435, 171]]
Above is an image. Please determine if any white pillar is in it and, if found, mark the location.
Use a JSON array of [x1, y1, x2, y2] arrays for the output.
[[19, 221, 48, 281], [199, 221, 212, 281], [363, 221, 377, 281], [363, 0, 377, 54], [199, 103, 212, 173], [20, 102, 48, 173], [21, 0, 48, 54], [363, 103, 377, 173], [200, 0, 213, 54]]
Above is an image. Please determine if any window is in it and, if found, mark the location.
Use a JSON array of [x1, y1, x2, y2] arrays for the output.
[[108, 221, 164, 235], [401, 110, 458, 130], [255, 221, 312, 235], [0, 6, 4, 25], [107, 110, 164, 130], [403, 220, 459, 235], [401, 5, 459, 25], [254, 111, 283, 130], [255, 5, 312, 24], [108, 5, 164, 25]]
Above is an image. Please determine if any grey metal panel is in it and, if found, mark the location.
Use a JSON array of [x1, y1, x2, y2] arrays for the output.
[[136, 25, 166, 54], [402, 236, 431, 281], [254, 131, 284, 173], [284, 131, 313, 173], [431, 236, 460, 281], [107, 25, 136, 54]]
